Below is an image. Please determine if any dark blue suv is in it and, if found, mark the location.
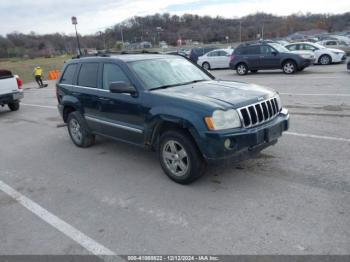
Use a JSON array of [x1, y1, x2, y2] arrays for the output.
[[57, 54, 289, 184], [230, 42, 313, 75]]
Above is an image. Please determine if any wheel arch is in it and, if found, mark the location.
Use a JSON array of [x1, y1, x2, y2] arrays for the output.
[[61, 96, 82, 123]]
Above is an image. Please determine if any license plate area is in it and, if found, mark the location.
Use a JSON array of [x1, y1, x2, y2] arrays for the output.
[[12, 92, 22, 100], [265, 124, 282, 142]]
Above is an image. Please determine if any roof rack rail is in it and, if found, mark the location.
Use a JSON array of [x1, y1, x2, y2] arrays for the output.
[[239, 40, 277, 46], [72, 50, 161, 59]]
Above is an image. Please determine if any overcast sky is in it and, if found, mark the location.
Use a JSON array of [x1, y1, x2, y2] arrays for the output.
[[1, 0, 349, 36]]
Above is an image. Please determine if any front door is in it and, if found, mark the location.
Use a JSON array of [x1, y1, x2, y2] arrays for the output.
[[259, 45, 281, 69], [90, 63, 145, 145]]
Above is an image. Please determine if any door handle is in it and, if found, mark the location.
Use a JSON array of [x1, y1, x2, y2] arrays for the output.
[[98, 97, 109, 101]]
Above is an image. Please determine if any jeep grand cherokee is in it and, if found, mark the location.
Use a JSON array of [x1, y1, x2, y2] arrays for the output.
[[57, 54, 289, 184]]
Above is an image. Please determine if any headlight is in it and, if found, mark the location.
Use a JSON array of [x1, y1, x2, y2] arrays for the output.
[[332, 51, 343, 55], [205, 109, 241, 130], [275, 94, 282, 111]]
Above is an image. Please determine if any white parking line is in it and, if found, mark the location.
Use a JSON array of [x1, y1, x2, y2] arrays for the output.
[[280, 93, 350, 97], [285, 132, 350, 142], [22, 103, 57, 109], [0, 179, 116, 256]]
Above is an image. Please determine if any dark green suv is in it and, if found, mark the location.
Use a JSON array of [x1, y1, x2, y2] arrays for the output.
[[57, 54, 289, 184]]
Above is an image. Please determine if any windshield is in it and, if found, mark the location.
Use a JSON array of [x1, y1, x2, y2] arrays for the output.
[[128, 58, 212, 90], [269, 43, 290, 52]]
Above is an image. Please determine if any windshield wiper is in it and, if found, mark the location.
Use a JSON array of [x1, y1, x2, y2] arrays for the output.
[[149, 79, 207, 91]]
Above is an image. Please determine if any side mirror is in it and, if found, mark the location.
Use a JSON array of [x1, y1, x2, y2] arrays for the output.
[[109, 81, 137, 96], [271, 51, 278, 56]]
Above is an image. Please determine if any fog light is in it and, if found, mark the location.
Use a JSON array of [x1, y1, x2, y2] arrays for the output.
[[224, 139, 231, 149]]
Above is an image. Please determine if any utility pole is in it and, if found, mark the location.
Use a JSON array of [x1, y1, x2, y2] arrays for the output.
[[239, 21, 242, 43], [71, 16, 82, 56], [262, 21, 265, 40], [120, 26, 124, 47]]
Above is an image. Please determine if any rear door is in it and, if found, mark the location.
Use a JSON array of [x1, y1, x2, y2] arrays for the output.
[[206, 51, 219, 68], [75, 62, 102, 132], [88, 62, 144, 145], [242, 46, 261, 69], [216, 50, 231, 68]]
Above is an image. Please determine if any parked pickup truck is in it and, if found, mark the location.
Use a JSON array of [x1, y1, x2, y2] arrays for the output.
[[0, 70, 23, 111], [57, 54, 289, 184]]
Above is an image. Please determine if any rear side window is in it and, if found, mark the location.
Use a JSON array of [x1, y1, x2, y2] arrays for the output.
[[208, 51, 219, 57], [78, 63, 99, 88], [0, 70, 13, 80], [60, 64, 77, 85], [242, 46, 261, 55], [286, 45, 297, 51], [102, 63, 130, 90]]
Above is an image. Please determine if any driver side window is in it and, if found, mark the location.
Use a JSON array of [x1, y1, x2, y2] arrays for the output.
[[103, 63, 130, 90]]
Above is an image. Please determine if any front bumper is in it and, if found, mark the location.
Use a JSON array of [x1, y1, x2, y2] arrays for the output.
[[197, 109, 289, 161], [0, 91, 23, 104], [300, 59, 313, 68]]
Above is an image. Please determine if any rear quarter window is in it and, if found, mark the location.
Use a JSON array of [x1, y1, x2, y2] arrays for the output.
[[60, 64, 77, 85]]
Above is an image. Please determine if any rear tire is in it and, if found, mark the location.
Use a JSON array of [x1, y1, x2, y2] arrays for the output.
[[8, 101, 20, 111], [319, 54, 332, 65], [67, 112, 95, 148], [236, 63, 248, 75], [282, 60, 297, 74], [159, 130, 206, 184], [202, 62, 211, 70]]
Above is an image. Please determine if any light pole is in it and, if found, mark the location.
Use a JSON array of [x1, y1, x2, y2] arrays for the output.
[[239, 21, 242, 43], [71, 16, 82, 56]]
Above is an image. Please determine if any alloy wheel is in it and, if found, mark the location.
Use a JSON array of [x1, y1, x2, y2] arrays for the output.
[[162, 140, 190, 177], [69, 119, 82, 144]]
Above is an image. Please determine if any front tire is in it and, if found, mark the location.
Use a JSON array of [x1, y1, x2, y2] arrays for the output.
[[8, 101, 20, 111], [236, 63, 248, 75], [159, 130, 206, 184], [67, 112, 95, 148], [282, 60, 297, 74], [319, 54, 332, 65]]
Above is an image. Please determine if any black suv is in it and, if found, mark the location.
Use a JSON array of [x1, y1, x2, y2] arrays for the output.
[[230, 42, 313, 75], [57, 54, 289, 184]]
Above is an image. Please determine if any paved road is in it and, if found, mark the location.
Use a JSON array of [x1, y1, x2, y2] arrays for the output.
[[0, 63, 349, 256]]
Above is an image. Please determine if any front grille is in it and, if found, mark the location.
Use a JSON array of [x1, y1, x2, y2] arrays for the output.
[[238, 97, 280, 128]]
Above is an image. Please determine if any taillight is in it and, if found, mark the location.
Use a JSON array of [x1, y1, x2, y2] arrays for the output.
[[230, 55, 235, 61], [16, 76, 22, 89]]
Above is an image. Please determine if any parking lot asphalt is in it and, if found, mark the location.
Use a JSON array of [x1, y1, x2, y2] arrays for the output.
[[0, 63, 349, 256]]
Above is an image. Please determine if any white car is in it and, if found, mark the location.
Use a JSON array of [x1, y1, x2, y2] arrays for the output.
[[197, 49, 233, 70], [285, 42, 346, 65], [316, 40, 350, 55]]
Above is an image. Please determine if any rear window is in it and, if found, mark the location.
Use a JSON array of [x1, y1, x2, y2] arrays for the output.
[[0, 69, 13, 80], [60, 64, 77, 85], [78, 63, 99, 88]]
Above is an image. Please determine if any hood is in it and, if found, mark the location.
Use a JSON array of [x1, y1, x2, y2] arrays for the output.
[[152, 80, 276, 109]]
